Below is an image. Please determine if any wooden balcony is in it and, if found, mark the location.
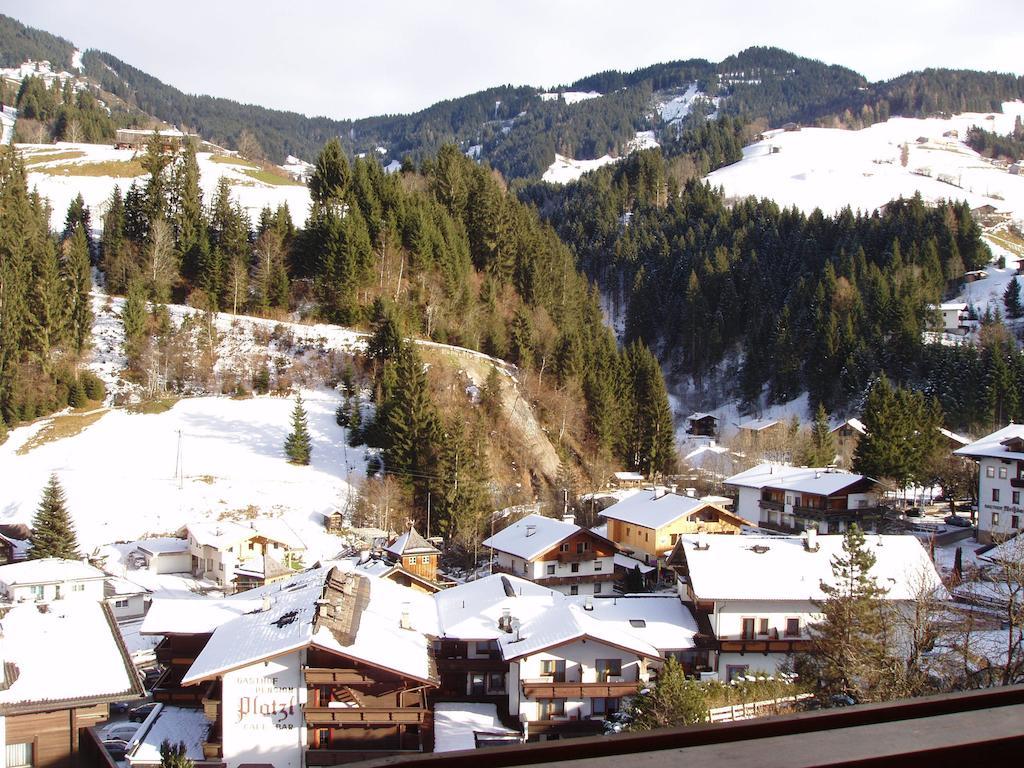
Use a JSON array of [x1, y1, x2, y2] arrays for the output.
[[305, 668, 378, 685], [521, 680, 639, 698], [435, 657, 508, 672], [154, 637, 204, 665], [556, 550, 597, 564], [536, 572, 617, 587], [1011, 478, 1024, 489], [759, 499, 784, 512], [719, 638, 812, 654], [305, 706, 429, 725]]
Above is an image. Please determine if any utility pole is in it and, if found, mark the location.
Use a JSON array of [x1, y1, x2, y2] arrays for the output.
[[426, 491, 431, 538]]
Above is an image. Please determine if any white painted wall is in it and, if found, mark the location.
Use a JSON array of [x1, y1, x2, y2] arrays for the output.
[[978, 457, 1024, 540], [0, 576, 104, 604], [107, 592, 147, 621], [713, 599, 817, 640], [494, 551, 614, 595], [221, 651, 305, 768]]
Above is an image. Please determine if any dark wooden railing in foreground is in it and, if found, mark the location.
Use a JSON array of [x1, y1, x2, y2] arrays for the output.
[[348, 685, 1024, 768]]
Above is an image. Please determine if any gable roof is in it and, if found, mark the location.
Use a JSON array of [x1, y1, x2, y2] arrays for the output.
[[387, 528, 440, 557], [724, 463, 876, 496], [737, 418, 780, 432], [676, 534, 946, 602], [482, 513, 607, 561], [186, 519, 306, 551], [0, 601, 144, 714], [830, 417, 867, 435], [600, 491, 745, 531], [500, 602, 661, 661], [179, 564, 438, 686], [0, 557, 106, 587], [136, 537, 189, 555], [565, 595, 699, 652], [954, 424, 1024, 461]]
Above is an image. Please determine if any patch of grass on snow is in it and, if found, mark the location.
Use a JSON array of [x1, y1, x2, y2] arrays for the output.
[[22, 150, 87, 166], [210, 154, 260, 169], [16, 409, 107, 455], [36, 159, 146, 178], [126, 397, 180, 415], [242, 167, 303, 187]]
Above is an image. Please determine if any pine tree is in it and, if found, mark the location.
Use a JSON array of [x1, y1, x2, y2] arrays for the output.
[[284, 393, 312, 465], [806, 524, 891, 701], [159, 740, 193, 768], [28, 473, 81, 560], [61, 225, 93, 354], [121, 279, 149, 366], [625, 657, 707, 731], [802, 403, 838, 466], [1004, 276, 1023, 319]]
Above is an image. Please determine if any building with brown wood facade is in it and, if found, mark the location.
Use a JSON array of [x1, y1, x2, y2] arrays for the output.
[[0, 601, 144, 768]]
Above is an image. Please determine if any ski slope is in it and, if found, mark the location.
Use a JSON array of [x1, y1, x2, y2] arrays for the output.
[[19, 142, 312, 232], [707, 103, 1024, 218]]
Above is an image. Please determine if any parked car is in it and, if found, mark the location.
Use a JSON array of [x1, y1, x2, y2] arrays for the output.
[[103, 739, 130, 761], [905, 507, 923, 518], [108, 701, 130, 715], [128, 702, 159, 722], [829, 693, 857, 707], [945, 514, 973, 528], [104, 724, 139, 742]]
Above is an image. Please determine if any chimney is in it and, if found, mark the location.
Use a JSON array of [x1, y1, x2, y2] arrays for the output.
[[399, 603, 412, 630], [561, 514, 576, 526], [525, 524, 537, 537], [670, 484, 678, 495], [499, 606, 512, 632], [696, 530, 708, 550], [584, 596, 594, 611], [805, 528, 819, 552], [262, 596, 272, 612], [358, 549, 370, 564], [685, 487, 696, 498], [815, 471, 821, 479], [654, 487, 664, 500]]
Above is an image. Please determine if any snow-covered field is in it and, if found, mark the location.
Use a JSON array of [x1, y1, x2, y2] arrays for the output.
[[0, 388, 356, 561], [657, 83, 718, 124], [19, 142, 312, 232], [542, 131, 662, 184], [706, 102, 1024, 218], [953, 234, 1023, 318], [539, 90, 601, 105]]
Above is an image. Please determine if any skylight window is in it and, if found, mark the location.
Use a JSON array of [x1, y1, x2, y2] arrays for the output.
[[629, 619, 646, 628]]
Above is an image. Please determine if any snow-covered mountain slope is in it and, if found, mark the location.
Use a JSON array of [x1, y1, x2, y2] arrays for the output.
[[706, 102, 1024, 217], [541, 131, 661, 184], [0, 387, 353, 561], [20, 142, 312, 231]]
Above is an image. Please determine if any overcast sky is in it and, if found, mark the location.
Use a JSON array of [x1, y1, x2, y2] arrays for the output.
[[3, 0, 1022, 120]]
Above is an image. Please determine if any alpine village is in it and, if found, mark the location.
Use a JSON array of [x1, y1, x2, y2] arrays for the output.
[[2, 7, 1024, 768]]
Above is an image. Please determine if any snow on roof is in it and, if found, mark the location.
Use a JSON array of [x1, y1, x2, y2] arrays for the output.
[[482, 513, 583, 561], [939, 302, 969, 311], [105, 576, 150, 597], [182, 564, 437, 686], [831, 417, 867, 435], [954, 424, 1024, 461], [0, 601, 141, 711], [600, 491, 737, 530], [501, 602, 661, 661], [128, 705, 213, 765], [141, 596, 264, 636], [938, 427, 971, 447], [136, 538, 189, 555], [613, 471, 645, 481], [678, 534, 945, 602], [687, 412, 717, 421], [435, 574, 560, 641], [613, 553, 655, 574], [186, 518, 305, 551], [565, 595, 698, 652], [978, 534, 1024, 566], [737, 418, 780, 431], [386, 528, 439, 557], [724, 463, 873, 496], [0, 557, 106, 587], [433, 702, 519, 752], [234, 554, 291, 581]]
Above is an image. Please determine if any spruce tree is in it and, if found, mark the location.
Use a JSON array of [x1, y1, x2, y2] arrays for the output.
[[1004, 276, 1022, 319], [284, 393, 312, 465], [802, 403, 837, 466], [28, 473, 81, 560], [806, 524, 890, 701], [625, 657, 707, 731], [61, 225, 93, 354], [159, 740, 193, 768]]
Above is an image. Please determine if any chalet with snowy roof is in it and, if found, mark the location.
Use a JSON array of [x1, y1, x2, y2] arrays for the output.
[[0, 600, 145, 768], [434, 574, 698, 740], [724, 463, 883, 534], [0, 558, 107, 605], [140, 564, 438, 766], [114, 127, 198, 151], [686, 412, 718, 437], [483, 514, 616, 596], [668, 532, 945, 681], [611, 471, 645, 488], [320, 509, 344, 532], [955, 424, 1024, 544], [0, 531, 28, 566], [104, 576, 150, 621], [385, 527, 441, 584], [134, 537, 190, 574], [929, 302, 973, 335], [186, 519, 305, 592], [599, 490, 747, 566], [737, 418, 782, 434]]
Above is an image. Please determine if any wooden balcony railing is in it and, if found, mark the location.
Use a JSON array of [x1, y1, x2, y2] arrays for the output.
[[305, 706, 428, 725], [521, 680, 640, 698], [557, 550, 598, 564]]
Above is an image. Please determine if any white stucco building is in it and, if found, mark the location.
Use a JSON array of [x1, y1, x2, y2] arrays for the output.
[[954, 424, 1024, 544]]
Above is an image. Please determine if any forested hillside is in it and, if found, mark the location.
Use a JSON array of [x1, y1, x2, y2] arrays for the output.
[[0, 14, 74, 68]]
